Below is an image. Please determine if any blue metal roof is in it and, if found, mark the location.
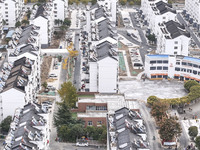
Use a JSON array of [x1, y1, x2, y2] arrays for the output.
[[183, 56, 200, 63], [147, 54, 169, 58], [6, 30, 14, 38]]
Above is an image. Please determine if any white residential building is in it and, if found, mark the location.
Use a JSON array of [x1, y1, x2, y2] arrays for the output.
[[141, 0, 176, 36], [0, 0, 24, 27], [97, 0, 117, 24], [145, 54, 200, 82], [52, 0, 68, 23], [89, 41, 118, 93], [185, 0, 200, 24], [0, 57, 40, 120], [30, 3, 54, 48], [4, 102, 50, 150], [157, 20, 190, 56]]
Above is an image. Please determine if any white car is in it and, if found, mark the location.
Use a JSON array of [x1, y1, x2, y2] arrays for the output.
[[76, 142, 88, 147], [49, 74, 57, 78]]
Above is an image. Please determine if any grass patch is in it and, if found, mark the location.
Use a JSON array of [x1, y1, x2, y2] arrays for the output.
[[72, 112, 77, 119], [78, 95, 95, 98]]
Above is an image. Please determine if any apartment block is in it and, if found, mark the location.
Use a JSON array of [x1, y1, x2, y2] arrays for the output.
[[0, 0, 24, 27], [141, 0, 176, 36], [157, 20, 190, 56]]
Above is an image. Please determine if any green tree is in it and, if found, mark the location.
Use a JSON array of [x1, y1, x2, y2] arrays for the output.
[[86, 126, 95, 138], [15, 21, 21, 28], [129, 1, 134, 5], [184, 80, 199, 92], [57, 81, 78, 108], [195, 136, 200, 150], [91, 0, 97, 5], [21, 19, 30, 26], [69, 124, 85, 142], [54, 103, 74, 127], [54, 19, 60, 26], [63, 18, 71, 27], [147, 96, 159, 106], [120, 0, 127, 5], [188, 126, 198, 139], [147, 33, 156, 44], [58, 125, 71, 142], [42, 82, 48, 89], [159, 118, 182, 141], [188, 85, 200, 102], [82, 0, 90, 5], [0, 116, 12, 133], [151, 100, 169, 121], [27, 10, 31, 19]]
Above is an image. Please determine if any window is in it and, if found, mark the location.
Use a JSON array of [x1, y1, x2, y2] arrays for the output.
[[5, 3, 8, 6], [157, 66, 162, 70], [181, 68, 186, 72], [198, 72, 200, 75], [5, 11, 8, 14], [174, 41, 178, 44], [174, 76, 179, 79], [182, 62, 187, 65], [150, 67, 156, 70], [163, 67, 168, 70], [5, 15, 8, 17], [174, 46, 178, 49], [188, 63, 193, 67], [174, 52, 177, 55], [88, 121, 93, 126], [157, 75, 162, 78], [150, 61, 156, 64], [157, 60, 162, 64], [86, 106, 95, 110], [5, 19, 8, 22], [163, 60, 168, 64], [175, 67, 180, 71], [163, 17, 166, 19], [163, 75, 168, 79], [193, 70, 197, 75], [187, 69, 192, 73], [193, 64, 198, 68], [97, 121, 102, 126], [96, 106, 107, 110], [54, 11, 57, 13], [176, 62, 180, 65], [54, 15, 57, 17], [151, 75, 156, 78], [5, 7, 8, 9]]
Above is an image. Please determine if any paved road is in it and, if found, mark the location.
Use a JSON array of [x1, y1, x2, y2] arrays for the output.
[[177, 13, 200, 48], [73, 31, 81, 90], [138, 102, 162, 150], [118, 12, 156, 63]]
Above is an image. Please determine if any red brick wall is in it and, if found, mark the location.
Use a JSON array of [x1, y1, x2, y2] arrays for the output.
[[78, 103, 107, 112], [77, 117, 107, 127]]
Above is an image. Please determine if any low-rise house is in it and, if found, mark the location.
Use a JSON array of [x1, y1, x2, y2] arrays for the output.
[[4, 102, 50, 150]]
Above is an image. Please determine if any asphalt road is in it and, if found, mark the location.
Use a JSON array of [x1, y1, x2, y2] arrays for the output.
[[118, 12, 156, 63], [73, 31, 81, 91], [177, 13, 200, 48]]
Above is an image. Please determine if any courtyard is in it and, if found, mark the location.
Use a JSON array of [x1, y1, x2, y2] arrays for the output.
[[119, 79, 187, 101]]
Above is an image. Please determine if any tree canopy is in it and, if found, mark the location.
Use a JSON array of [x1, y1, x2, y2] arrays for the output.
[[159, 117, 181, 141], [195, 136, 200, 149], [147, 96, 159, 106], [1, 116, 12, 134], [57, 81, 78, 108], [184, 80, 199, 92], [188, 126, 198, 138]]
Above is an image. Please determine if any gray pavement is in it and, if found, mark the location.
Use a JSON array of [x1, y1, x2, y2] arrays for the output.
[[177, 13, 200, 48], [73, 31, 81, 90]]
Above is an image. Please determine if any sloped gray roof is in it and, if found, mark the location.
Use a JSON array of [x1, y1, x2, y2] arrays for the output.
[[165, 20, 190, 39], [155, 1, 176, 14]]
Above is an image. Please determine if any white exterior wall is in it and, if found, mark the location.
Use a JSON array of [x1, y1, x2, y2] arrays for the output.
[[1, 89, 25, 120], [145, 55, 200, 81], [157, 32, 190, 56], [89, 62, 98, 92], [141, 0, 176, 35], [0, 0, 24, 27], [185, 0, 200, 24], [0, 11, 3, 38], [98, 57, 118, 93], [53, 0, 65, 22], [31, 17, 48, 46]]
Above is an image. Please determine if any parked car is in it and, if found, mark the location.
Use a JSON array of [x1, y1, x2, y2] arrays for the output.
[[49, 73, 57, 78], [76, 142, 88, 147]]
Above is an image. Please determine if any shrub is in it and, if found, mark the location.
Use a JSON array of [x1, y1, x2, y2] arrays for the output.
[[184, 80, 199, 92], [188, 126, 198, 138], [147, 96, 159, 106]]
